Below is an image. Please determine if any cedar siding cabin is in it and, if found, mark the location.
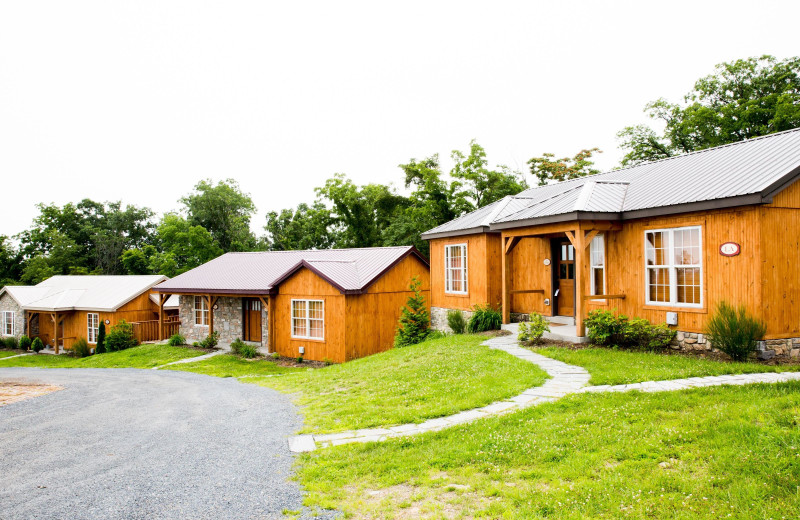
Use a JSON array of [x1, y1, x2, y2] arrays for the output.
[[422, 128, 800, 361], [153, 246, 430, 363], [0, 275, 179, 353]]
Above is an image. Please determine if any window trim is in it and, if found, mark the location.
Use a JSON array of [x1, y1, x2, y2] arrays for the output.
[[87, 313, 99, 344], [644, 225, 703, 308], [444, 243, 468, 295], [291, 299, 325, 341], [1, 311, 14, 337], [194, 296, 209, 327], [589, 233, 606, 300]]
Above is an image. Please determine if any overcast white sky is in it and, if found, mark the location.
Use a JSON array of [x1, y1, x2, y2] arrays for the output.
[[1, 0, 798, 238]]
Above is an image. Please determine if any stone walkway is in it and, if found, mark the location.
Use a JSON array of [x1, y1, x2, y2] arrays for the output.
[[289, 335, 800, 453], [152, 349, 226, 370], [0, 353, 35, 361], [289, 335, 591, 452]]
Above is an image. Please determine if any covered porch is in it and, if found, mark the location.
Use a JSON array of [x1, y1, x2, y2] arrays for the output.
[[500, 220, 624, 338]]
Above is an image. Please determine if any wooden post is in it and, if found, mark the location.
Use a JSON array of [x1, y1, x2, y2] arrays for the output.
[[158, 294, 167, 341], [206, 295, 218, 336], [572, 227, 598, 338], [52, 312, 59, 354]]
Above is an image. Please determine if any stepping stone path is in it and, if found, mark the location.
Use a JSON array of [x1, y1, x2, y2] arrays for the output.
[[151, 349, 226, 370], [288, 334, 800, 452]]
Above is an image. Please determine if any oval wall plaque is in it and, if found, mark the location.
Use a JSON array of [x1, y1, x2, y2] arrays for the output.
[[543, 258, 551, 266], [720, 242, 740, 257]]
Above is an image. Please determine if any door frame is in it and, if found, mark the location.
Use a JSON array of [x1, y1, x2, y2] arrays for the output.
[[241, 298, 263, 343], [550, 237, 576, 317]]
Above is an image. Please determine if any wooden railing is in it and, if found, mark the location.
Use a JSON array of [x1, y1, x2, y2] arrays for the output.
[[131, 319, 180, 343], [583, 294, 626, 300]]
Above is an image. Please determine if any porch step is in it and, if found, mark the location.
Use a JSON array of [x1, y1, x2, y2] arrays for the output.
[[547, 315, 575, 326]]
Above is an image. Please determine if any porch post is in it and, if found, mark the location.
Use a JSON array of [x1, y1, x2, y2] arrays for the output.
[[52, 312, 59, 354], [502, 236, 510, 324], [569, 227, 599, 338], [158, 294, 166, 341]]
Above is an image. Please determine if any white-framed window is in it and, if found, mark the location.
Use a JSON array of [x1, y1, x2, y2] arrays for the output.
[[87, 313, 99, 344], [1, 311, 14, 336], [645, 226, 703, 307], [590, 234, 605, 297], [291, 299, 324, 340], [194, 296, 209, 326], [444, 243, 468, 294]]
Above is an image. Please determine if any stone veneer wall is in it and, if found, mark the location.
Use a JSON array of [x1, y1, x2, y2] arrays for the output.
[[671, 331, 800, 361], [430, 306, 475, 333], [0, 293, 25, 339], [178, 296, 269, 349]]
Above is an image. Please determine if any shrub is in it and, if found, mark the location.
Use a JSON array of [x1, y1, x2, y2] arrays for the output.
[[297, 356, 303, 364], [271, 352, 280, 359], [192, 341, 202, 348], [446, 310, 466, 334], [167, 333, 186, 347], [96, 322, 106, 354], [31, 337, 45, 353], [105, 320, 138, 352], [625, 318, 676, 350], [72, 337, 91, 358], [322, 357, 333, 366], [19, 335, 32, 351], [230, 338, 258, 358], [3, 336, 19, 349], [200, 331, 220, 349], [467, 303, 502, 333], [517, 321, 530, 342], [394, 277, 431, 347], [426, 330, 447, 341], [705, 301, 766, 362], [585, 310, 627, 346]]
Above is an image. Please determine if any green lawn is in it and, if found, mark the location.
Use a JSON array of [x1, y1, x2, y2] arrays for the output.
[[256, 334, 549, 433], [0, 350, 27, 359], [534, 346, 800, 386], [0, 344, 206, 369], [162, 354, 305, 378], [298, 382, 800, 519]]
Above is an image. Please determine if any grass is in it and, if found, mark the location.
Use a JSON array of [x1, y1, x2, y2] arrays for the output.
[[0, 344, 206, 369], [297, 382, 800, 519], [257, 334, 549, 433], [0, 350, 27, 359], [534, 346, 800, 386], [162, 354, 305, 378]]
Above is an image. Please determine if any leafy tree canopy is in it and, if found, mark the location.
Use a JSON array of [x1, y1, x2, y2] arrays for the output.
[[528, 148, 602, 185], [450, 140, 527, 210], [264, 202, 338, 251], [181, 179, 256, 252], [617, 55, 800, 166]]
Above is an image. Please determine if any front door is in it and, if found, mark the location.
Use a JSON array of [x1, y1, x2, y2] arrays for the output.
[[556, 239, 575, 316], [243, 299, 262, 343]]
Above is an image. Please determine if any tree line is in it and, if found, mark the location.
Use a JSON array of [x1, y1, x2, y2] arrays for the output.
[[1, 55, 797, 286]]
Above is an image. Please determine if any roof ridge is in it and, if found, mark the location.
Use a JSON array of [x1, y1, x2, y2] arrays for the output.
[[225, 245, 411, 255], [498, 184, 586, 222]]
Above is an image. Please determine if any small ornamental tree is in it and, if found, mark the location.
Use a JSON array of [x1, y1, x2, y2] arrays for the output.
[[95, 322, 106, 354], [394, 277, 430, 347]]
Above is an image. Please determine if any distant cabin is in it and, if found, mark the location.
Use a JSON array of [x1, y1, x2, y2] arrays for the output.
[[154, 246, 430, 363], [0, 275, 179, 353], [421, 128, 800, 360]]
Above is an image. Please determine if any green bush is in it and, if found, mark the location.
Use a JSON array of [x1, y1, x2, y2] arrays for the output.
[[230, 338, 258, 358], [167, 333, 186, 347], [517, 313, 550, 344], [192, 341, 202, 348], [705, 301, 766, 362], [72, 337, 91, 358], [200, 331, 220, 349], [19, 335, 32, 351], [31, 337, 45, 353], [3, 336, 19, 349], [394, 277, 430, 347], [585, 310, 675, 350], [585, 310, 627, 346], [271, 352, 280, 359], [446, 310, 466, 334], [96, 322, 106, 354], [467, 303, 502, 333], [105, 320, 138, 352]]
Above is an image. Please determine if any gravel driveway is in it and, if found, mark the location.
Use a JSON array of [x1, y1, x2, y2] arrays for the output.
[[0, 368, 333, 520]]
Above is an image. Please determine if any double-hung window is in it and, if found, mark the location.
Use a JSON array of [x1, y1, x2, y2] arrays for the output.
[[1, 311, 14, 336], [291, 300, 324, 340], [589, 234, 605, 296], [87, 313, 99, 344], [645, 226, 702, 306], [194, 296, 209, 326], [444, 244, 468, 294]]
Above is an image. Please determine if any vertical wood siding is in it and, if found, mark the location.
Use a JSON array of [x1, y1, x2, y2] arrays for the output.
[[429, 234, 502, 310]]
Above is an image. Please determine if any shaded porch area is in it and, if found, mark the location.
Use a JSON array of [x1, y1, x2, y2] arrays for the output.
[[500, 220, 625, 338]]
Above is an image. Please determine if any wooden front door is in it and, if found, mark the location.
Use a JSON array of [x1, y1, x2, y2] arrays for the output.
[[243, 299, 262, 343], [556, 239, 575, 316]]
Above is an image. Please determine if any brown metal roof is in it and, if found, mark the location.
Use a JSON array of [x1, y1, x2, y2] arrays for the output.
[[154, 246, 427, 295]]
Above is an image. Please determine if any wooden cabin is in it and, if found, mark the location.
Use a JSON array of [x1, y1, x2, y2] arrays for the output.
[[0, 275, 178, 353], [422, 128, 800, 361], [153, 246, 430, 363]]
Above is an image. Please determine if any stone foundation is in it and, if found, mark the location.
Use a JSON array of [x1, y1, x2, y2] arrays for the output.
[[671, 331, 800, 361], [430, 306, 475, 333], [179, 296, 269, 349]]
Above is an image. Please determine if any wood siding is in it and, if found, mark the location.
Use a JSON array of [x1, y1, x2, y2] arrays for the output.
[[272, 255, 430, 363], [509, 237, 553, 317], [429, 234, 502, 310]]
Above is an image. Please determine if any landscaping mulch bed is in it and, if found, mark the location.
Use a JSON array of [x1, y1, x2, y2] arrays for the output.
[[268, 355, 327, 368]]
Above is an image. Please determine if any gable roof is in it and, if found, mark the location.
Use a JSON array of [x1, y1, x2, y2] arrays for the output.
[[422, 128, 800, 238], [0, 275, 167, 312], [153, 246, 428, 296]]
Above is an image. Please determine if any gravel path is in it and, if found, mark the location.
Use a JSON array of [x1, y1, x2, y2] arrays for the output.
[[0, 367, 337, 520]]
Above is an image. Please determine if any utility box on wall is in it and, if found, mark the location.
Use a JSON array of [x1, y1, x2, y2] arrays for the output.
[[666, 312, 678, 326]]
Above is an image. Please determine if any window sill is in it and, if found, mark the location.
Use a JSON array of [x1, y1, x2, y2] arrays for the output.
[[444, 292, 470, 298], [194, 324, 209, 327], [291, 336, 326, 343], [642, 305, 707, 314]]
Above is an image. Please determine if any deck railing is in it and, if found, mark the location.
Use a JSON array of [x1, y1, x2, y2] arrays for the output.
[[131, 318, 180, 343]]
